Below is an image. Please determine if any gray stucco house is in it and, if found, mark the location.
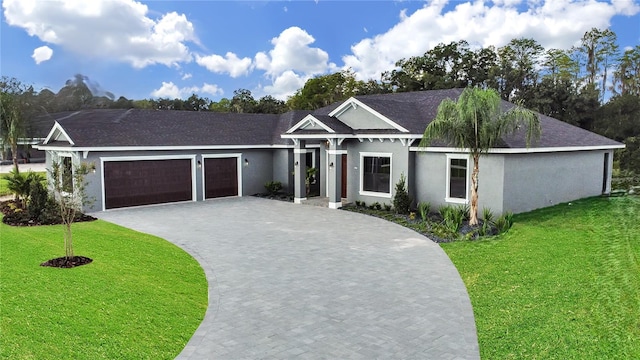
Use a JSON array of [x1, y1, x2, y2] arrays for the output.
[[34, 88, 623, 214]]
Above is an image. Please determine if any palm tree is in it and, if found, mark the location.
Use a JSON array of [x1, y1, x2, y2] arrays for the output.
[[420, 87, 541, 225]]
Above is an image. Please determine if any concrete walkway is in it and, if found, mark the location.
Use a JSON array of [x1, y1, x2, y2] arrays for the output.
[[95, 197, 479, 359]]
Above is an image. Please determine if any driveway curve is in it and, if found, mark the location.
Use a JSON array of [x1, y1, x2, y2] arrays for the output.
[[95, 197, 479, 359]]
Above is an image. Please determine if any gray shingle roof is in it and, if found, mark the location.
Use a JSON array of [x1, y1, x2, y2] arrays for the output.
[[312, 88, 622, 149], [38, 89, 622, 150], [48, 109, 282, 147]]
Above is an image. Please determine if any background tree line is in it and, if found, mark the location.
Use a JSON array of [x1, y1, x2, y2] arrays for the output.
[[2, 28, 638, 175]]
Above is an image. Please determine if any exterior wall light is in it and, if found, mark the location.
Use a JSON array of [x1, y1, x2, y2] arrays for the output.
[[197, 160, 202, 169], [244, 158, 249, 166]]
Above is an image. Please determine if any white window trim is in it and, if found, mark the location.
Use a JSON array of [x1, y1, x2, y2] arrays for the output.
[[445, 153, 470, 204], [201, 153, 243, 199], [50, 151, 78, 197], [359, 152, 392, 198]]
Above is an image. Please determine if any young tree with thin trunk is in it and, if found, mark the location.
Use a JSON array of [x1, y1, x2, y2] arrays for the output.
[[419, 87, 541, 225], [50, 160, 94, 260]]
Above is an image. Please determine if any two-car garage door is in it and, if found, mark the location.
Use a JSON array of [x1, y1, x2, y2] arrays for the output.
[[104, 157, 239, 209]]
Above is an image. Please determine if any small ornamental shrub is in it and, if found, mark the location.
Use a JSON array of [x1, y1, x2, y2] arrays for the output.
[[383, 203, 392, 212], [393, 173, 411, 215], [495, 211, 514, 234], [480, 207, 495, 236], [27, 179, 49, 220], [417, 201, 431, 222], [264, 181, 283, 195]]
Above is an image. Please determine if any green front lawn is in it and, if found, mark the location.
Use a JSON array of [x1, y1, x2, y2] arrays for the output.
[[0, 219, 208, 359], [442, 196, 640, 359]]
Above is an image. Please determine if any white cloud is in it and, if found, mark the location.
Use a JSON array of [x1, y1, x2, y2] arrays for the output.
[[2, 0, 198, 68], [196, 52, 253, 78], [255, 26, 336, 78], [181, 73, 192, 80], [201, 83, 223, 97], [254, 26, 336, 99], [32, 45, 53, 64], [343, 0, 640, 81], [151, 81, 222, 99], [261, 70, 308, 100], [151, 81, 181, 98]]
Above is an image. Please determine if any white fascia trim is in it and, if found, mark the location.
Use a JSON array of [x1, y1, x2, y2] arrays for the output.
[[17, 138, 45, 145], [34, 144, 290, 151], [355, 134, 422, 139], [282, 134, 350, 140], [286, 114, 335, 134], [201, 153, 243, 198], [328, 97, 410, 133], [43, 121, 75, 145], [100, 154, 198, 162], [410, 144, 626, 154], [100, 154, 198, 211]]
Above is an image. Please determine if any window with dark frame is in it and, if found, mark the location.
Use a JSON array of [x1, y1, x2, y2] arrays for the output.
[[362, 156, 391, 194], [449, 158, 467, 199], [62, 157, 73, 193]]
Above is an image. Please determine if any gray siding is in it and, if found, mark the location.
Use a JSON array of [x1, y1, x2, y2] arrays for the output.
[[502, 150, 608, 213], [345, 140, 411, 206], [336, 106, 395, 130], [414, 150, 610, 215], [272, 149, 293, 193], [413, 152, 505, 215], [55, 148, 277, 212]]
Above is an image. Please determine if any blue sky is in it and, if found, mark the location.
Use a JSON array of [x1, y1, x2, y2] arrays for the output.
[[2, 0, 639, 101]]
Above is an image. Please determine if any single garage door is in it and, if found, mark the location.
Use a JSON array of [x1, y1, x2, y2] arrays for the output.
[[104, 159, 193, 209], [204, 157, 238, 198]]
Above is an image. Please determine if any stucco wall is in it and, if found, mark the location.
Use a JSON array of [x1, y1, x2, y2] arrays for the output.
[[413, 152, 506, 215], [272, 149, 293, 193], [336, 106, 396, 130], [57, 148, 276, 212], [502, 150, 608, 213], [345, 140, 411, 206]]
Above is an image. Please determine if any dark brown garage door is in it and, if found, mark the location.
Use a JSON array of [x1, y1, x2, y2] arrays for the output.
[[104, 159, 193, 209], [205, 157, 238, 198]]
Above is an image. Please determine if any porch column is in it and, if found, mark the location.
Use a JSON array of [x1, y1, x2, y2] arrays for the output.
[[327, 140, 343, 209], [293, 140, 307, 204]]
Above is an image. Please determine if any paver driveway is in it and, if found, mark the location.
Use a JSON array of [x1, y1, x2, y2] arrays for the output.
[[95, 197, 479, 359]]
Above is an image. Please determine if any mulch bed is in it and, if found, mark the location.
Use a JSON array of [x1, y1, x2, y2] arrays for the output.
[[40, 256, 93, 268], [0, 200, 96, 226]]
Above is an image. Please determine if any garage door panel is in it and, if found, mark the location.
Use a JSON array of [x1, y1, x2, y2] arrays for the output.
[[104, 159, 192, 209], [205, 157, 238, 199]]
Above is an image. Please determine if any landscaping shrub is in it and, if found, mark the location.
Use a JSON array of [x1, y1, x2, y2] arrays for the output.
[[418, 201, 431, 222], [264, 180, 283, 195], [27, 179, 49, 220], [3, 170, 44, 207], [383, 203, 392, 211], [495, 211, 514, 234], [393, 173, 411, 214], [480, 207, 495, 236]]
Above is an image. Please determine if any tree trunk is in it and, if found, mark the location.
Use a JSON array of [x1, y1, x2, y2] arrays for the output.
[[64, 222, 74, 259], [10, 142, 19, 174], [470, 153, 480, 226]]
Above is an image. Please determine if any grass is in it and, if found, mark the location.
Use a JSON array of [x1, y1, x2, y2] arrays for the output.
[[0, 218, 208, 359], [442, 196, 640, 359]]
